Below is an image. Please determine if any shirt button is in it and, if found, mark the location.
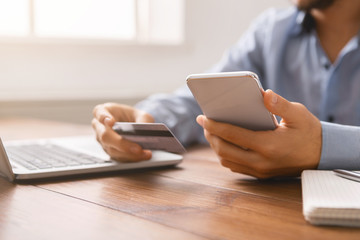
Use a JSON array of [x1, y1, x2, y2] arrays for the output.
[[324, 63, 331, 70], [328, 115, 334, 122]]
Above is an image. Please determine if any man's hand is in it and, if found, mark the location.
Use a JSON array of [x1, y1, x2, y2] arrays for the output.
[[92, 103, 154, 162], [196, 90, 322, 178]]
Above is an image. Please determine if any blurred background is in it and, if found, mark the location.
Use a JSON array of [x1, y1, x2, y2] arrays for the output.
[[0, 0, 288, 124]]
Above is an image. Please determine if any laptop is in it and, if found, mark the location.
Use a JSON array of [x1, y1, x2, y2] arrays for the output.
[[0, 135, 183, 182]]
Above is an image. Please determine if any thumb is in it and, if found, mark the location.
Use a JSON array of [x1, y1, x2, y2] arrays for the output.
[[263, 89, 300, 124], [135, 110, 155, 123]]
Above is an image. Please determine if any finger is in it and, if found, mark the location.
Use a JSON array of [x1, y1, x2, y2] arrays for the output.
[[204, 129, 262, 167], [92, 118, 147, 155], [219, 159, 273, 179], [263, 89, 304, 125], [198, 115, 271, 151], [204, 131, 275, 178], [92, 118, 108, 143], [103, 145, 152, 162], [220, 159, 257, 176], [206, 135, 274, 178], [93, 104, 116, 126]]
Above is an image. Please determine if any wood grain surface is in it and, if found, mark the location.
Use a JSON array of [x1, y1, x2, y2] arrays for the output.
[[0, 118, 359, 240]]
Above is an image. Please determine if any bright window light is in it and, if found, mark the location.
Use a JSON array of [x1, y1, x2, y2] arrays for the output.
[[148, 0, 184, 44], [0, 0, 29, 36], [0, 0, 184, 44], [34, 0, 135, 39]]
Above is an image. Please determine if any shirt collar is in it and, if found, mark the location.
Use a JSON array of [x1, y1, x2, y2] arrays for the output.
[[356, 30, 360, 46], [343, 32, 360, 54]]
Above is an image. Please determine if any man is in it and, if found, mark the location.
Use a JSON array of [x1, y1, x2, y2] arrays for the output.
[[92, 0, 360, 178]]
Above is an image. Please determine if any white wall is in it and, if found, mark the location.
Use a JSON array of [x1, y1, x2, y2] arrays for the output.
[[0, 0, 289, 123]]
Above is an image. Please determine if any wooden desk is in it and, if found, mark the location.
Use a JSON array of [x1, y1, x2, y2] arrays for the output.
[[0, 118, 359, 239]]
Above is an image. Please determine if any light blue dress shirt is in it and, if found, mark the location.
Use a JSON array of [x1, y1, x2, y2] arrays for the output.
[[136, 7, 360, 170]]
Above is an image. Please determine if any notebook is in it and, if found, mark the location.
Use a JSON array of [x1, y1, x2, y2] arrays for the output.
[[0, 135, 183, 182], [301, 170, 360, 227]]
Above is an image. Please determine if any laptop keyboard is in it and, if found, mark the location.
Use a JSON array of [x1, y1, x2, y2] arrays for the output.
[[6, 144, 110, 170]]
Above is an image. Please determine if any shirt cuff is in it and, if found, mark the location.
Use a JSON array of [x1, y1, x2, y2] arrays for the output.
[[318, 121, 360, 170]]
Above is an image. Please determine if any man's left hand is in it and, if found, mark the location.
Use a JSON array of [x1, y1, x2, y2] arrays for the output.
[[196, 89, 322, 179]]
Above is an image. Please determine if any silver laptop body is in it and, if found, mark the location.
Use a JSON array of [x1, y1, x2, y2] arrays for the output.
[[0, 136, 182, 181]]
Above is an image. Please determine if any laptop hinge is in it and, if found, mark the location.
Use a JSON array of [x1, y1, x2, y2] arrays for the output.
[[0, 138, 15, 182]]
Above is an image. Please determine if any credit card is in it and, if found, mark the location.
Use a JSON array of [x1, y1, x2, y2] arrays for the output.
[[112, 122, 186, 153]]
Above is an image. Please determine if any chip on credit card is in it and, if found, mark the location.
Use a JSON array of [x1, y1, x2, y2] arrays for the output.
[[112, 122, 186, 153]]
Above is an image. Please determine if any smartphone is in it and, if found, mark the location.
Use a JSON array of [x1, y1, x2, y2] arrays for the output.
[[186, 71, 277, 131]]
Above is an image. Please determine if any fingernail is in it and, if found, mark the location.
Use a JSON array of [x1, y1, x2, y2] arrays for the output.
[[196, 115, 204, 127], [271, 91, 278, 104], [143, 151, 152, 159], [104, 117, 112, 125]]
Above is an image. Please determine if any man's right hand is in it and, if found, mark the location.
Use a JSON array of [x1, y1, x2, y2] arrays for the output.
[[92, 103, 155, 162]]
